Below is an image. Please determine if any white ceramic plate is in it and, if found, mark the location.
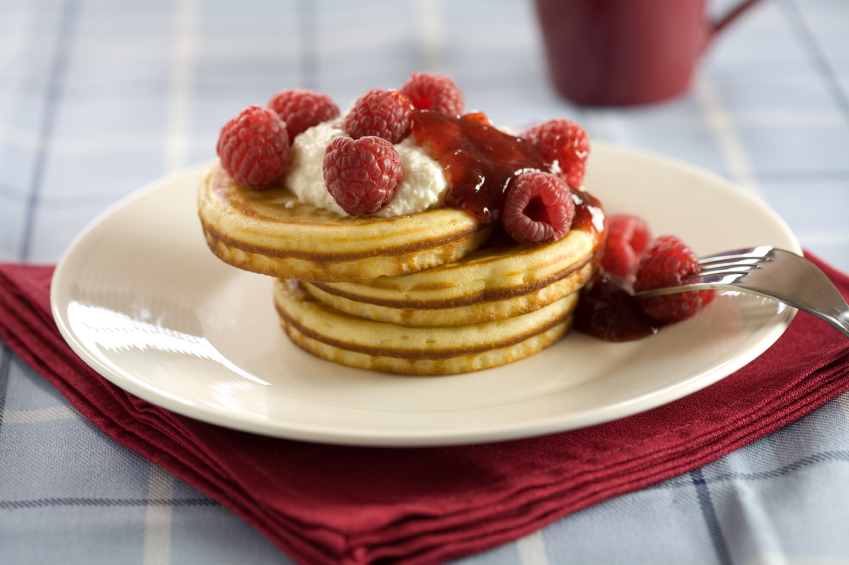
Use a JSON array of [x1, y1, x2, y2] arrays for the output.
[[51, 143, 800, 446]]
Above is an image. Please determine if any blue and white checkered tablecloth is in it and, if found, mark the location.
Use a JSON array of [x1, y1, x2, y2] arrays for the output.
[[2, 0, 849, 563]]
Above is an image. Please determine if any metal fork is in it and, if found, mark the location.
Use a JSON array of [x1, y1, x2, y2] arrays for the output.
[[634, 246, 849, 338]]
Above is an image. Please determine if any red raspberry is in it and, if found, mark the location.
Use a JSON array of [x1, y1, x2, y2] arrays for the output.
[[217, 105, 290, 190], [521, 120, 590, 188], [322, 136, 403, 216], [501, 171, 575, 245], [343, 89, 413, 144], [399, 72, 464, 116], [268, 88, 340, 138], [601, 214, 652, 284], [634, 235, 705, 323]]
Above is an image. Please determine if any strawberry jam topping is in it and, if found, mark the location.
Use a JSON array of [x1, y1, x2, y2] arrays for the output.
[[410, 110, 546, 224], [411, 110, 605, 248]]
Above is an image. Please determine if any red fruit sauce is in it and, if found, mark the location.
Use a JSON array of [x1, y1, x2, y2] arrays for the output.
[[411, 110, 545, 225], [572, 273, 665, 342], [410, 109, 604, 246], [412, 109, 658, 341]]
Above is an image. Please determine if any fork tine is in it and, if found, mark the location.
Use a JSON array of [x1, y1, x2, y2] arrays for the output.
[[697, 259, 762, 271], [698, 245, 774, 265], [689, 265, 759, 278], [638, 273, 748, 295]]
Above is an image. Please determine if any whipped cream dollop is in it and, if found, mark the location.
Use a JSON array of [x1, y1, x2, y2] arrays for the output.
[[284, 120, 448, 218]]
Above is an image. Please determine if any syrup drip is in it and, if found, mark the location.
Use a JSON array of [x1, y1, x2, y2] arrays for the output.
[[569, 188, 605, 246]]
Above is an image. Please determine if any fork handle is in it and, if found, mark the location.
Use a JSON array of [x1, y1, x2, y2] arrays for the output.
[[729, 256, 849, 338]]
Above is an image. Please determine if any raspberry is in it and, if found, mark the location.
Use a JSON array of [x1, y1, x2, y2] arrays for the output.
[[634, 235, 706, 323], [501, 171, 575, 245], [343, 89, 413, 144], [521, 120, 590, 188], [268, 88, 340, 138], [601, 214, 652, 284], [217, 105, 290, 190], [399, 72, 464, 116], [322, 136, 403, 216]]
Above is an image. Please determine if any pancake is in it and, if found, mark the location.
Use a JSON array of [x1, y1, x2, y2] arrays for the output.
[[302, 250, 593, 327], [274, 279, 578, 375], [301, 210, 602, 326], [198, 163, 493, 282]]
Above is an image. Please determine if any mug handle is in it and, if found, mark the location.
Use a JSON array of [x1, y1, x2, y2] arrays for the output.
[[707, 0, 761, 41]]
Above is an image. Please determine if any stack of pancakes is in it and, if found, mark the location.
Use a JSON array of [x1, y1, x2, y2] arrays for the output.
[[199, 162, 604, 375]]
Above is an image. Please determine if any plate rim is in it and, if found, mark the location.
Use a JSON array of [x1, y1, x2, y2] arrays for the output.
[[50, 144, 801, 446]]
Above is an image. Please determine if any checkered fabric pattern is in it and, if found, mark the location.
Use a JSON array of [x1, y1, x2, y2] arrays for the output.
[[1, 0, 848, 563]]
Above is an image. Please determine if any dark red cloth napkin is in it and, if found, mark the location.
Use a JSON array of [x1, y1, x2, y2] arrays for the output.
[[2, 256, 849, 565]]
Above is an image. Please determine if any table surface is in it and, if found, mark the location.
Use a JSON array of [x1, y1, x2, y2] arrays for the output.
[[2, 0, 849, 563]]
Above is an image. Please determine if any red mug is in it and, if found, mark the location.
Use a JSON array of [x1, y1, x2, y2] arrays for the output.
[[534, 0, 761, 106]]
